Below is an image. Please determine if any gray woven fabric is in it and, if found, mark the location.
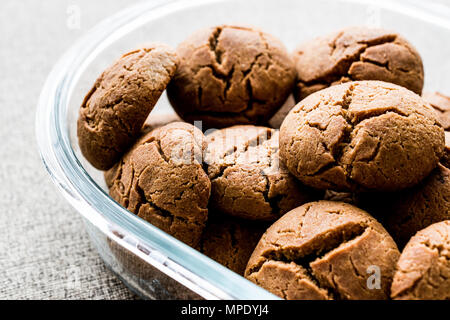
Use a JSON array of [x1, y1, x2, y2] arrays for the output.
[[0, 0, 142, 299]]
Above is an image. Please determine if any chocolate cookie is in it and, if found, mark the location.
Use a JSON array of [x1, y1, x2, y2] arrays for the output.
[[360, 164, 450, 249], [280, 81, 445, 192], [105, 122, 210, 247], [78, 44, 178, 170], [205, 125, 320, 221], [391, 220, 450, 300], [292, 27, 424, 102], [198, 216, 267, 275], [245, 201, 400, 300], [423, 91, 450, 130], [166, 25, 296, 129]]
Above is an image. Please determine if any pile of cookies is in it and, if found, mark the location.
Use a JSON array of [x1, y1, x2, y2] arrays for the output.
[[77, 25, 450, 300]]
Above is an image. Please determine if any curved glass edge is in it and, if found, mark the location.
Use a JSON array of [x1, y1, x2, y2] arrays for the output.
[[35, 0, 450, 300], [35, 0, 279, 300]]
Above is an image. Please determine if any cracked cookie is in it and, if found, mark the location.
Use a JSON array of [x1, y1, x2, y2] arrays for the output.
[[166, 25, 296, 129], [280, 81, 445, 192], [423, 91, 450, 130], [391, 220, 450, 300], [244, 200, 400, 300], [105, 122, 210, 247], [292, 26, 424, 102], [359, 164, 450, 249], [205, 125, 320, 221], [78, 44, 178, 170], [198, 215, 268, 275]]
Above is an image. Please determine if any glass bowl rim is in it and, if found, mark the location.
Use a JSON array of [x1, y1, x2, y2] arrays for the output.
[[35, 0, 450, 300]]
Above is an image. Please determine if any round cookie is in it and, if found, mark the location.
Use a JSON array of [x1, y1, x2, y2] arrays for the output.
[[198, 216, 268, 275], [245, 201, 400, 300], [391, 220, 450, 300], [360, 164, 450, 249], [423, 91, 450, 130], [205, 125, 320, 221], [292, 26, 424, 102], [166, 25, 296, 129], [78, 44, 178, 170], [105, 122, 210, 247], [280, 81, 445, 192]]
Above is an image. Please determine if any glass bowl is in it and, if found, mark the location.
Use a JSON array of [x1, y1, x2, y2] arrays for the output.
[[36, 0, 450, 299]]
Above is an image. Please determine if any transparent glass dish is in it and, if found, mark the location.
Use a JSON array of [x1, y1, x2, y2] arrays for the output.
[[36, 0, 450, 299]]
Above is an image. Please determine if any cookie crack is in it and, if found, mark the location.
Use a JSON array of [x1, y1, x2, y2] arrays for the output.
[[298, 35, 398, 88], [329, 31, 345, 57], [258, 31, 273, 70], [242, 53, 264, 78], [262, 175, 282, 217], [420, 240, 450, 260], [152, 137, 170, 163], [248, 223, 368, 299], [207, 128, 274, 181], [195, 65, 237, 105], [208, 27, 223, 65], [302, 85, 356, 181], [135, 181, 201, 228], [223, 65, 235, 100], [359, 56, 391, 72]]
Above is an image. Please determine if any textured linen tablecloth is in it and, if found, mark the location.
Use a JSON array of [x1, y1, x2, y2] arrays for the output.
[[2, 0, 450, 301], [0, 0, 144, 299]]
